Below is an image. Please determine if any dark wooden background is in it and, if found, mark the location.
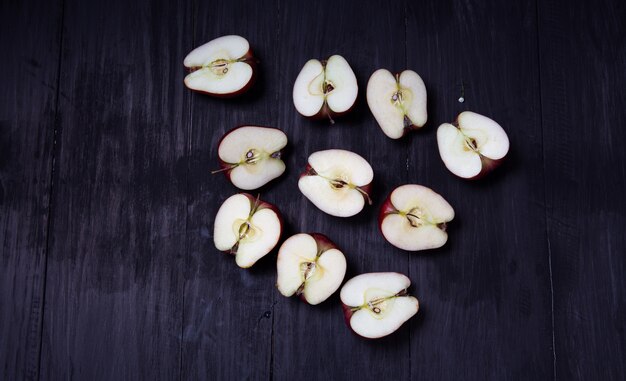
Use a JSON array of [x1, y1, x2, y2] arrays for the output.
[[1, 0, 625, 379]]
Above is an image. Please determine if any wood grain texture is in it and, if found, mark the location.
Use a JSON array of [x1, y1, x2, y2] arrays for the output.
[[181, 1, 279, 380], [0, 0, 61, 379], [405, 0, 555, 379], [39, 0, 190, 378], [538, 0, 626, 378], [1, 0, 625, 379], [271, 0, 411, 379]]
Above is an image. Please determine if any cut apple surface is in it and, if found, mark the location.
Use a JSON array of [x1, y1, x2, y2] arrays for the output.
[[379, 184, 454, 251], [298, 149, 373, 217], [213, 193, 282, 268], [293, 55, 358, 121], [184, 35, 257, 97], [214, 126, 288, 190], [367, 69, 427, 139], [340, 272, 419, 339], [276, 233, 347, 305], [437, 111, 510, 179]]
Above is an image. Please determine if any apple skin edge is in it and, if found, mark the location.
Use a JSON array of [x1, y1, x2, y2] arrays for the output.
[[377, 192, 397, 230], [185, 49, 258, 98], [296, 233, 340, 304]]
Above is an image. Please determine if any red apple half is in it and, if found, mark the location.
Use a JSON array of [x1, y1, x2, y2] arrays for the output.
[[276, 233, 347, 305], [298, 149, 373, 217], [293, 55, 358, 122], [215, 126, 288, 190], [379, 184, 454, 251], [184, 35, 257, 97], [213, 193, 282, 268], [340, 272, 419, 339], [367, 69, 427, 139], [437, 111, 510, 179]]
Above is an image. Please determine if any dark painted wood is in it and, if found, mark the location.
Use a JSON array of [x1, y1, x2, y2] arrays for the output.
[[2, 0, 626, 379], [39, 0, 190, 379], [0, 0, 61, 379], [181, 1, 279, 380], [271, 0, 411, 379], [538, 0, 626, 378], [404, 1, 555, 379]]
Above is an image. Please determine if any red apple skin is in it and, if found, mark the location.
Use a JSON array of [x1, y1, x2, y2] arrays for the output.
[[185, 49, 258, 98], [296, 233, 341, 304], [299, 164, 373, 206], [342, 303, 355, 326], [378, 191, 398, 230], [219, 193, 282, 258], [215, 125, 286, 184]]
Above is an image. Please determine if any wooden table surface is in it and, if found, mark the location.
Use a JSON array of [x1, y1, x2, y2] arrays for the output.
[[1, 0, 625, 379]]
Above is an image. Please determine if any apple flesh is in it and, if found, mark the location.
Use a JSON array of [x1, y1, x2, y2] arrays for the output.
[[298, 149, 373, 217], [213, 193, 282, 268], [276, 233, 347, 305], [214, 126, 288, 190], [437, 111, 510, 179], [184, 35, 257, 97], [293, 55, 358, 122], [379, 184, 454, 251], [340, 272, 419, 339], [367, 69, 427, 139]]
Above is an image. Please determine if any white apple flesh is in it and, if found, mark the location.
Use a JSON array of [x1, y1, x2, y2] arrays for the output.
[[276, 233, 347, 305], [298, 149, 373, 217], [367, 69, 427, 139], [437, 111, 510, 179], [213, 193, 282, 268], [340, 272, 419, 339], [293, 55, 358, 122], [214, 126, 288, 190], [379, 184, 454, 251], [184, 35, 257, 97]]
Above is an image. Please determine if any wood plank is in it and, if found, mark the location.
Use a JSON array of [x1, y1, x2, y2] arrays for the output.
[[405, 0, 554, 378], [538, 0, 626, 378], [39, 0, 190, 378], [271, 0, 411, 379], [0, 0, 61, 379], [180, 0, 279, 379]]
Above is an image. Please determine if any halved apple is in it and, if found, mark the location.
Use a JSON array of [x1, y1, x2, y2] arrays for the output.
[[214, 126, 288, 190], [379, 184, 454, 251], [184, 35, 257, 97], [367, 69, 427, 139], [340, 272, 419, 339], [276, 233, 347, 305], [293, 55, 358, 122], [213, 193, 282, 268], [298, 149, 373, 217], [437, 111, 510, 179]]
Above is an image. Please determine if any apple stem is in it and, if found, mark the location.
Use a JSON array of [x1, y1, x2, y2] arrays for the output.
[[355, 187, 373, 205], [211, 164, 237, 174]]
